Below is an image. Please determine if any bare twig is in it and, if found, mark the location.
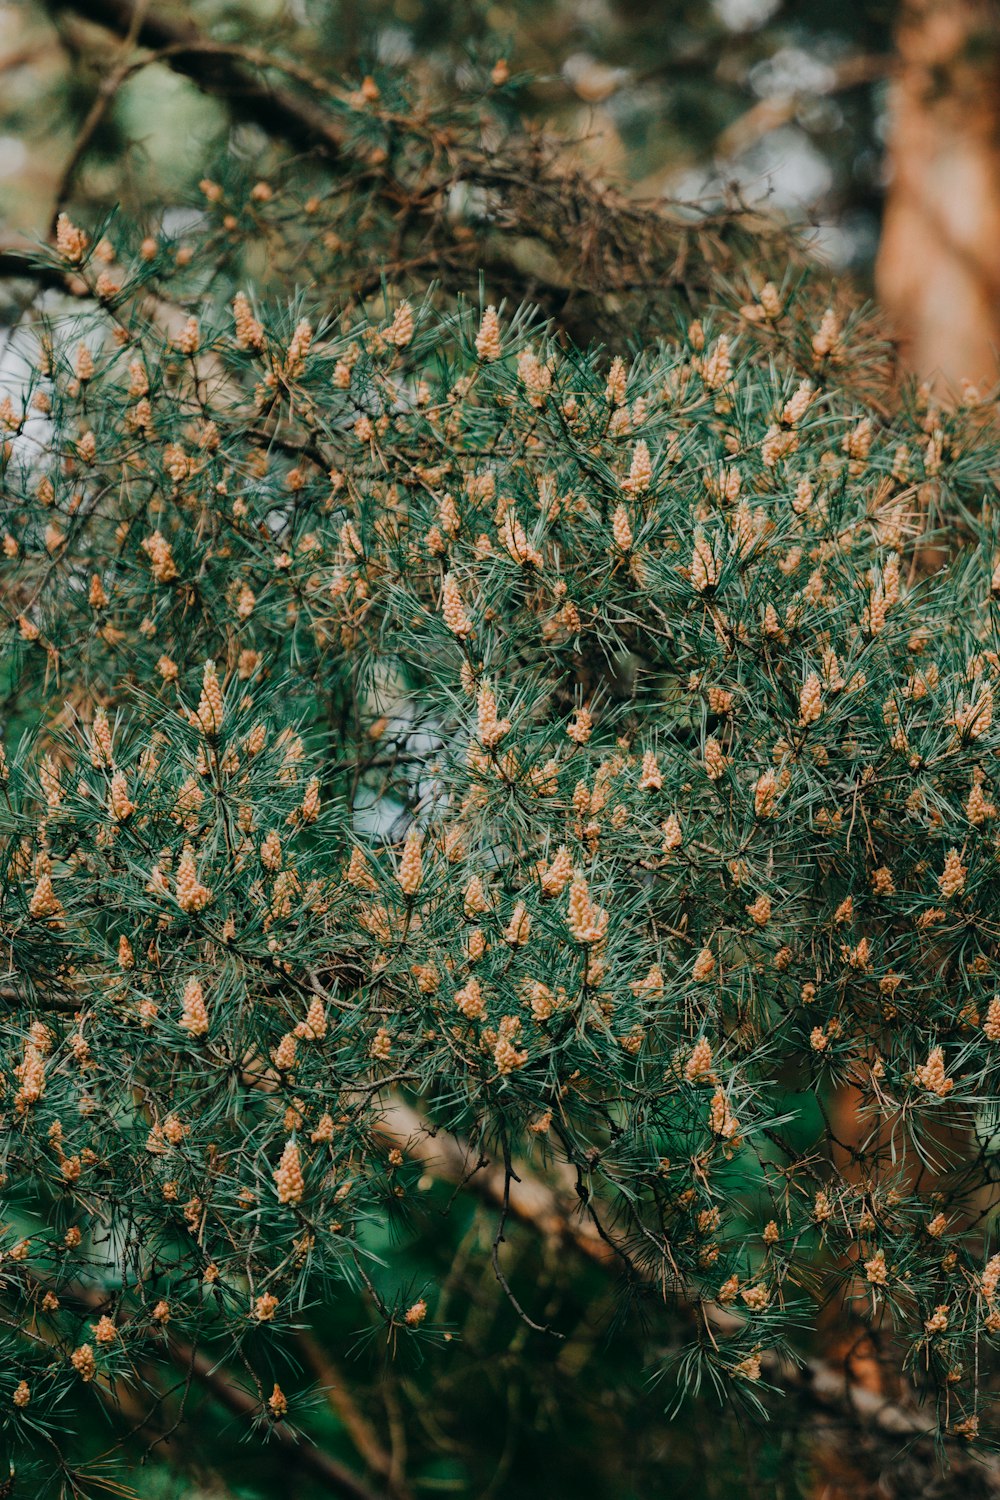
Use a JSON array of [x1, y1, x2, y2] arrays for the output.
[[48, 0, 151, 235], [54, 0, 344, 159]]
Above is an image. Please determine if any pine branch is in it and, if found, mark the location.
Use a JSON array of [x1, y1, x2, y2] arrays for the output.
[[373, 1098, 1000, 1465]]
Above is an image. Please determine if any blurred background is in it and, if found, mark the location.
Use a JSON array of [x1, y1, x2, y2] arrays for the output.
[[3, 0, 1000, 388], [0, 0, 891, 262]]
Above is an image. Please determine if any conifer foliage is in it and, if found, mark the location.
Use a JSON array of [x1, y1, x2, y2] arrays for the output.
[[4, 197, 1000, 1492]]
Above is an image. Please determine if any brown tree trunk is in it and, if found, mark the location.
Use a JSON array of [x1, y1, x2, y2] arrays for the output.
[[876, 0, 1000, 391]]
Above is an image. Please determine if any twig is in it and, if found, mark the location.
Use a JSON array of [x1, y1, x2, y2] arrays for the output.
[[48, 0, 151, 237], [55, 0, 344, 159], [489, 1127, 565, 1337]]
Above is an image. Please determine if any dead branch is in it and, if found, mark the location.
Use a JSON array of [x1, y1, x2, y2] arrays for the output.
[[44, 0, 800, 345]]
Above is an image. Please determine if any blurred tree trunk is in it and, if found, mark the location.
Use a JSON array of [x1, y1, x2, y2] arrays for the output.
[[876, 0, 1000, 391]]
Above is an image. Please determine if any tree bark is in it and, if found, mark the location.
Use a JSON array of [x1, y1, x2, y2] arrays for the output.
[[876, 0, 1000, 391]]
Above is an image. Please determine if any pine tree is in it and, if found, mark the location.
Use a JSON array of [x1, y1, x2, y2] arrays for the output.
[[4, 42, 1000, 1500]]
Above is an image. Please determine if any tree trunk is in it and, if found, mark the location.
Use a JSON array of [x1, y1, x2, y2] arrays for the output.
[[876, 0, 1000, 391]]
